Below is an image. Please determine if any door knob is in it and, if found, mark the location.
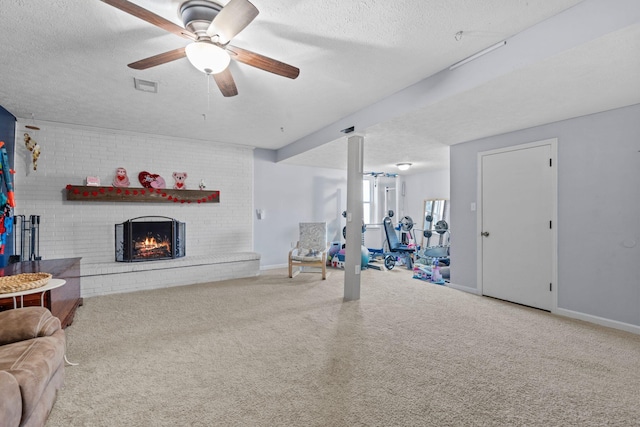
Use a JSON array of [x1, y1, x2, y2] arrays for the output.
[[481, 231, 490, 237]]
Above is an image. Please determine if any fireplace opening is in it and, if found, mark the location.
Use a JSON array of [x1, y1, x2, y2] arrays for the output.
[[115, 216, 185, 262]]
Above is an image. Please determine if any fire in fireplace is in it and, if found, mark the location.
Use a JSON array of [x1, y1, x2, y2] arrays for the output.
[[115, 216, 185, 262]]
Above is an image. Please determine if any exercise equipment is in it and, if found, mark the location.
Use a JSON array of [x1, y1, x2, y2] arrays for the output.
[[399, 216, 413, 231], [338, 207, 401, 271], [328, 245, 370, 270], [415, 210, 451, 280], [382, 216, 415, 270], [360, 245, 370, 267], [386, 214, 449, 241], [336, 212, 374, 270], [342, 221, 366, 239]]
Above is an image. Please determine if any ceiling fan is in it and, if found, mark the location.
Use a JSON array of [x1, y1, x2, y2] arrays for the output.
[[100, 0, 300, 97]]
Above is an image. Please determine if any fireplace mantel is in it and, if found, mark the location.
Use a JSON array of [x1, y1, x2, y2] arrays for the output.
[[65, 185, 220, 204]]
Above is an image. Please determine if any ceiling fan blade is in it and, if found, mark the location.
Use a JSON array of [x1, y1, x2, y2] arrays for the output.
[[206, 0, 259, 43], [212, 68, 238, 97], [226, 45, 299, 79], [128, 47, 186, 70], [100, 0, 196, 41]]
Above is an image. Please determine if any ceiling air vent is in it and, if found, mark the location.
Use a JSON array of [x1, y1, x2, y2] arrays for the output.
[[133, 78, 158, 93]]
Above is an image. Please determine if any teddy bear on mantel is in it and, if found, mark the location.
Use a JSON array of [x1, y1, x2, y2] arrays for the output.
[[172, 172, 187, 190]]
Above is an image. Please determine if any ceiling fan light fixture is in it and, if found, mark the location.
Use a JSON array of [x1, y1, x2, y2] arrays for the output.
[[185, 41, 230, 74], [396, 163, 412, 171]]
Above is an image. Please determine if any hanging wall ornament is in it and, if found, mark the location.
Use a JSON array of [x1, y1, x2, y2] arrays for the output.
[[23, 133, 41, 171], [24, 114, 41, 171]]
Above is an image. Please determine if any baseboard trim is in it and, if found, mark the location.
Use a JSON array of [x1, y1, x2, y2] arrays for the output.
[[555, 308, 640, 335], [261, 264, 288, 271], [446, 283, 481, 295]]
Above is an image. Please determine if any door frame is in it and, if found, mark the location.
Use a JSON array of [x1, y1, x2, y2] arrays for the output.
[[476, 138, 558, 312]]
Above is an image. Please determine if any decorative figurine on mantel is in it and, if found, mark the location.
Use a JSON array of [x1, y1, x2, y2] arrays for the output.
[[112, 167, 130, 187], [24, 133, 41, 171], [86, 176, 101, 186], [199, 179, 206, 190], [172, 172, 188, 190]]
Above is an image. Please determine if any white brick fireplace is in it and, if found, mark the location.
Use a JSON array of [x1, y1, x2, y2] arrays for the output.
[[13, 120, 258, 297]]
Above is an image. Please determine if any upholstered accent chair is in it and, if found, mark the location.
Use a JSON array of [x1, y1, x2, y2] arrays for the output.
[[288, 222, 329, 280]]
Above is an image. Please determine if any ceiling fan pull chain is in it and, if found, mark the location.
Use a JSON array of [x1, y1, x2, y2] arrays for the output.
[[206, 72, 211, 111]]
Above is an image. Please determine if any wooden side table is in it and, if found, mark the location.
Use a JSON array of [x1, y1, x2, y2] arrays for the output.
[[0, 258, 82, 328]]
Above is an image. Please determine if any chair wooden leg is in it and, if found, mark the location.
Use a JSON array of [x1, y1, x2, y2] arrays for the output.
[[288, 261, 293, 278], [321, 253, 327, 279]]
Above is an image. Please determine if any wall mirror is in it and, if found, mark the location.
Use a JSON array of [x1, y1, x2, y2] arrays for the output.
[[422, 199, 450, 248]]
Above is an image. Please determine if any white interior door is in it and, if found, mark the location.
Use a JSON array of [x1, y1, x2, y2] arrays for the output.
[[480, 142, 556, 311]]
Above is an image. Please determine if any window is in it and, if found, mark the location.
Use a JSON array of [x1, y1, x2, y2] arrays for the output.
[[363, 178, 372, 225], [362, 175, 396, 227]]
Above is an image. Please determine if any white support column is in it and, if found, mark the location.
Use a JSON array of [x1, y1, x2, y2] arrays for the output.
[[344, 134, 364, 301]]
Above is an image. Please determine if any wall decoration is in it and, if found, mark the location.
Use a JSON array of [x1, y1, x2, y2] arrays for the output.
[[172, 172, 188, 190], [112, 167, 130, 187], [86, 176, 101, 186], [138, 171, 166, 189], [0, 141, 15, 255], [23, 133, 41, 171]]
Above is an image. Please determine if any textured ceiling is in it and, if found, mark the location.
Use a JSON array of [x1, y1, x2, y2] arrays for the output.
[[0, 0, 638, 174], [283, 21, 640, 173]]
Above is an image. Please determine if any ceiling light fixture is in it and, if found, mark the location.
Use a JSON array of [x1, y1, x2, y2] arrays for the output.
[[185, 41, 230, 74], [449, 40, 507, 70], [396, 163, 412, 171]]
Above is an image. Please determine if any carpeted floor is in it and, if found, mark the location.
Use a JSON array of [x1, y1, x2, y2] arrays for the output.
[[47, 268, 640, 426]]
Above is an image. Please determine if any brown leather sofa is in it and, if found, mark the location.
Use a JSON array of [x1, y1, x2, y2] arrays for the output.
[[0, 307, 65, 427]]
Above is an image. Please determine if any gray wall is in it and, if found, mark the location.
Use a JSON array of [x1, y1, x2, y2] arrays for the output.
[[253, 149, 347, 268], [450, 103, 640, 328], [402, 169, 450, 232]]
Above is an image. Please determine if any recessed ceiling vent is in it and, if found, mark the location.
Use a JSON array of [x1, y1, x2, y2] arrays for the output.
[[133, 78, 158, 93]]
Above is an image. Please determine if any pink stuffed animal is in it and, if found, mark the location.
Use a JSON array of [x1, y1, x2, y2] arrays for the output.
[[113, 167, 130, 187], [172, 172, 188, 190]]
